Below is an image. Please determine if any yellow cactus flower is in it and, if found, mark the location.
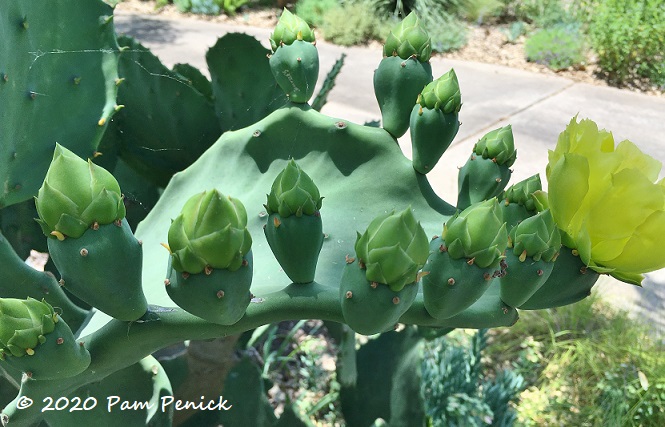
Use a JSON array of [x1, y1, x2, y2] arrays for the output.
[[546, 116, 665, 285]]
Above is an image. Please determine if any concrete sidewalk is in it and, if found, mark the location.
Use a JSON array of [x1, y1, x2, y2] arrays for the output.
[[114, 12, 665, 336]]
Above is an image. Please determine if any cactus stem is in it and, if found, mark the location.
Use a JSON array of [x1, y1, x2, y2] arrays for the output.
[[571, 249, 579, 256], [92, 221, 100, 230], [467, 257, 475, 265], [216, 290, 225, 299], [483, 272, 491, 281], [370, 281, 378, 289], [392, 296, 400, 304], [204, 265, 213, 275], [25, 348, 35, 356], [164, 279, 170, 286], [252, 130, 261, 137], [80, 248, 88, 257], [537, 269, 544, 276], [273, 217, 281, 228], [447, 278, 455, 286], [519, 250, 527, 262], [345, 255, 355, 264], [50, 230, 66, 241], [345, 291, 353, 299]]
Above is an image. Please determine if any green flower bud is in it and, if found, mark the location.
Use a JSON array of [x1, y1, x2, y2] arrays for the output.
[[0, 298, 56, 358], [35, 144, 125, 240], [266, 160, 323, 217], [473, 125, 517, 166], [416, 69, 461, 114], [509, 209, 561, 262], [443, 199, 508, 268], [355, 207, 429, 292], [168, 190, 252, 274], [383, 12, 432, 62], [502, 174, 542, 212], [269, 9, 315, 52]]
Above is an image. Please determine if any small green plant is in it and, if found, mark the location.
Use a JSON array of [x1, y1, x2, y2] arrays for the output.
[[525, 24, 586, 70], [462, 0, 505, 24], [502, 20, 527, 44], [488, 295, 665, 425], [422, 329, 525, 426], [587, 0, 665, 87], [295, 0, 341, 27], [321, 2, 389, 46], [507, 0, 572, 27]]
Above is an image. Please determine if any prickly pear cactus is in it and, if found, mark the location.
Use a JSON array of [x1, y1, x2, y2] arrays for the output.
[[3, 7, 665, 427], [0, 0, 119, 208]]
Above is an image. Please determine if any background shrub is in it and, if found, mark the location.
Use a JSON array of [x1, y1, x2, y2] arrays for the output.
[[295, 0, 341, 27], [321, 2, 389, 46], [525, 23, 586, 70], [587, 0, 665, 87]]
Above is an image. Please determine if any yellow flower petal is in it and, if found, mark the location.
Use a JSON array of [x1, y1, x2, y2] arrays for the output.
[[606, 210, 665, 273]]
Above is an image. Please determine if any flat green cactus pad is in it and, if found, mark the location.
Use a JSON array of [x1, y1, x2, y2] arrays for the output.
[[75, 103, 517, 338], [0, 0, 119, 208]]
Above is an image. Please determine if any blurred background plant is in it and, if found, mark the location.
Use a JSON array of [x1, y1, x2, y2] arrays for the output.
[[524, 23, 586, 70]]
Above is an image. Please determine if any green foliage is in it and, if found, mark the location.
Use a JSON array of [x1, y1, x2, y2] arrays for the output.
[[295, 0, 341, 27], [505, 0, 573, 27], [502, 21, 527, 44], [175, 0, 247, 15], [422, 329, 524, 426], [462, 0, 505, 24], [321, 2, 390, 46], [587, 0, 665, 87], [525, 24, 586, 70], [488, 295, 665, 426], [421, 12, 468, 53]]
